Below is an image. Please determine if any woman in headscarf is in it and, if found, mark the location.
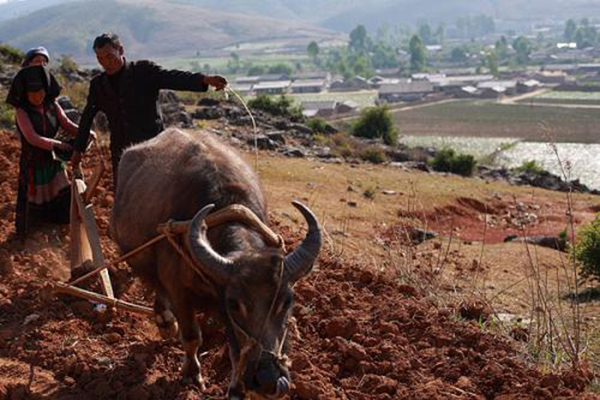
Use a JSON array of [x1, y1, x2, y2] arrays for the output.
[[21, 46, 51, 67], [5, 65, 80, 238]]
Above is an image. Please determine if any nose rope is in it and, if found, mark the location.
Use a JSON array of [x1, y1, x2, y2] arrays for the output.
[[224, 86, 260, 172], [227, 259, 289, 391]]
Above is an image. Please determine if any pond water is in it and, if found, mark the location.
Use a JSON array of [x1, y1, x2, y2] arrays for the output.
[[401, 135, 600, 190]]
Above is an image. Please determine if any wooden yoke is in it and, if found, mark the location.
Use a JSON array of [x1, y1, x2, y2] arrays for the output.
[[157, 204, 285, 250]]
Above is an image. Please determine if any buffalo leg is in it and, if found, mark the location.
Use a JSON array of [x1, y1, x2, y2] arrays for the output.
[[171, 293, 206, 390], [153, 286, 179, 340]]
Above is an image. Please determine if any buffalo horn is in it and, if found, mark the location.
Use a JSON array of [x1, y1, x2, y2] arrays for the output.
[[188, 204, 234, 281], [284, 201, 322, 283]]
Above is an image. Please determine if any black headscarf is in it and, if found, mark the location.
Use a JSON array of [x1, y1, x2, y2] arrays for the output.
[[5, 65, 62, 108]]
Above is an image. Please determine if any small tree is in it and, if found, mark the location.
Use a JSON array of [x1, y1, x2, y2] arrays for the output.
[[512, 36, 531, 65], [564, 19, 577, 42], [351, 106, 398, 146], [409, 35, 426, 72], [307, 41, 320, 61], [486, 51, 499, 77], [349, 25, 368, 53], [574, 214, 600, 280]]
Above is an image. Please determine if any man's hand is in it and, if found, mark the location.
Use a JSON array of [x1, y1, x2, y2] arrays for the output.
[[203, 75, 228, 91], [71, 151, 82, 170]]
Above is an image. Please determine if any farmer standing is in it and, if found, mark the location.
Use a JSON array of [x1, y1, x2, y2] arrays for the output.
[[72, 32, 228, 188]]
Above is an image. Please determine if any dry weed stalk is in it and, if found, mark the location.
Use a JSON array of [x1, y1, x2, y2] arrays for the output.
[[514, 127, 587, 370]]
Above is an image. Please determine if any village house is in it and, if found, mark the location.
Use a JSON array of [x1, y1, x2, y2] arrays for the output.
[[479, 85, 506, 99], [455, 86, 481, 98], [253, 80, 291, 95], [329, 76, 370, 91], [378, 81, 434, 102], [335, 100, 358, 114], [367, 76, 405, 89], [293, 71, 331, 82], [290, 79, 326, 94], [235, 76, 260, 85], [517, 79, 541, 93], [258, 74, 291, 82], [301, 101, 337, 118], [478, 80, 518, 96], [533, 70, 568, 84]]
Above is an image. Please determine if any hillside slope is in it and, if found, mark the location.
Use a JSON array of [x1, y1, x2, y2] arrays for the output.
[[0, 127, 598, 399], [0, 0, 333, 59]]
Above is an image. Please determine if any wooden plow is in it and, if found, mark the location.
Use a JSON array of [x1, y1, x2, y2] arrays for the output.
[[52, 167, 284, 317]]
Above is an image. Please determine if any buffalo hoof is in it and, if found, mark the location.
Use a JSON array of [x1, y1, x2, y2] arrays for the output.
[[182, 357, 206, 391], [182, 372, 206, 391], [155, 310, 179, 340]]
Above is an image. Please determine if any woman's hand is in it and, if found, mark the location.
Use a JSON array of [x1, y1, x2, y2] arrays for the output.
[[54, 142, 73, 152]]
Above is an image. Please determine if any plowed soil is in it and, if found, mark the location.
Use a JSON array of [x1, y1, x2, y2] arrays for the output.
[[0, 130, 597, 400]]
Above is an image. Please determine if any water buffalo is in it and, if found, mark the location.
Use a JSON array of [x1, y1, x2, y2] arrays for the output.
[[110, 128, 322, 399]]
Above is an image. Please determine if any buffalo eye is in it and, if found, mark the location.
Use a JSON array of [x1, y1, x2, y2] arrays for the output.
[[228, 299, 241, 313], [228, 299, 248, 317]]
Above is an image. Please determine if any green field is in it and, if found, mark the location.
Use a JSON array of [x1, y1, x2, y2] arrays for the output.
[[395, 100, 600, 144], [534, 90, 600, 101], [156, 53, 310, 74], [290, 90, 378, 109], [517, 90, 600, 106]]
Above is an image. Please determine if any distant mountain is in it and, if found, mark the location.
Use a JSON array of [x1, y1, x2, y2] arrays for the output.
[[0, 0, 68, 21], [322, 0, 600, 32], [0, 0, 334, 60]]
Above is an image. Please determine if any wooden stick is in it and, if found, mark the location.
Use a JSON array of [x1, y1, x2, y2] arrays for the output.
[[68, 233, 167, 286], [84, 162, 106, 204], [73, 179, 114, 298], [52, 282, 153, 316]]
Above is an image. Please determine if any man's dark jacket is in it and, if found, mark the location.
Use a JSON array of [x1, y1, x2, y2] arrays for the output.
[[75, 60, 208, 170]]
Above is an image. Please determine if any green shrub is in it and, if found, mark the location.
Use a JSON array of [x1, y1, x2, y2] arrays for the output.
[[360, 147, 388, 164], [574, 214, 600, 280], [430, 148, 477, 176], [0, 103, 15, 128], [0, 43, 24, 66], [329, 132, 361, 159], [248, 94, 304, 122], [306, 117, 328, 134], [516, 160, 547, 174], [58, 54, 78, 73], [351, 106, 398, 146]]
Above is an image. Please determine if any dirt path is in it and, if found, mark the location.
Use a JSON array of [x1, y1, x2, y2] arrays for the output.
[[330, 98, 458, 123], [500, 88, 550, 104]]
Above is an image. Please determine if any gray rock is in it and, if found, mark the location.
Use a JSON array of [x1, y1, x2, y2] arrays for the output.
[[282, 147, 306, 157], [265, 131, 286, 143], [57, 96, 76, 110], [249, 135, 277, 150], [408, 227, 438, 244]]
